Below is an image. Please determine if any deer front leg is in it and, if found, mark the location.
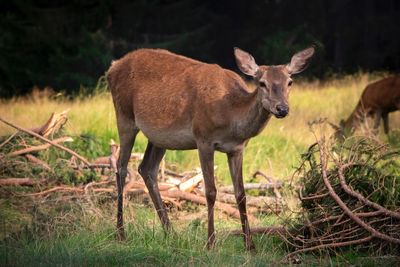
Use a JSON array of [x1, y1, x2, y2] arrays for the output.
[[227, 150, 256, 251], [197, 143, 216, 249], [382, 112, 389, 134]]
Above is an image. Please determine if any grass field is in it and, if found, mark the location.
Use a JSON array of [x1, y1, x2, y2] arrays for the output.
[[1, 73, 398, 182], [1, 73, 400, 266]]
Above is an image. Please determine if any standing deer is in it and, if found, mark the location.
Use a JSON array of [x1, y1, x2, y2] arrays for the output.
[[337, 76, 400, 136], [107, 46, 314, 250]]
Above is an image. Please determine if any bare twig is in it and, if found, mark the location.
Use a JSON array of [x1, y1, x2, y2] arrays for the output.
[[25, 154, 51, 170], [0, 117, 91, 166], [8, 136, 73, 157], [0, 132, 17, 149]]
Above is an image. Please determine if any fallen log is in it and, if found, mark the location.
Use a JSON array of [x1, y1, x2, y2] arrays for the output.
[[178, 171, 204, 192], [0, 178, 38, 186], [8, 136, 73, 157], [160, 190, 256, 222], [219, 183, 282, 194]]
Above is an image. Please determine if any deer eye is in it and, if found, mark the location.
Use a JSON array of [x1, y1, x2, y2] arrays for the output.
[[288, 80, 293, 86]]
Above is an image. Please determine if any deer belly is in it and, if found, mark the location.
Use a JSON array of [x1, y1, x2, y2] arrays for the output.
[[138, 124, 197, 150]]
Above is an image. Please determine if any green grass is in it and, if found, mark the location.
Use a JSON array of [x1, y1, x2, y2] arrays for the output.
[[3, 200, 398, 267]]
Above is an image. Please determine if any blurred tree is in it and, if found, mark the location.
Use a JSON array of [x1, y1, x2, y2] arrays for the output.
[[0, 0, 399, 97]]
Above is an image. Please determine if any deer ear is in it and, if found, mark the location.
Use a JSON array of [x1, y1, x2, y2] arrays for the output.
[[287, 47, 315, 75], [234, 47, 259, 77]]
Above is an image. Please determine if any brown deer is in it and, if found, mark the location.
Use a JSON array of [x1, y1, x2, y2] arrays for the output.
[[338, 76, 400, 136], [106, 46, 314, 250]]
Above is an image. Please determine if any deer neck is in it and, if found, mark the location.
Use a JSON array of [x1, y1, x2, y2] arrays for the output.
[[234, 88, 272, 140], [344, 102, 364, 132]]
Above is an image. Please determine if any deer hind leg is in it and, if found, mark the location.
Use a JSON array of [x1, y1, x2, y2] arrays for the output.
[[138, 142, 171, 230], [227, 150, 255, 251], [197, 143, 216, 249], [373, 110, 382, 135], [116, 115, 139, 241], [382, 112, 389, 134]]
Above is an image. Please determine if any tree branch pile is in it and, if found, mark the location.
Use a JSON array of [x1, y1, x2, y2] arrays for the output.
[[286, 125, 400, 259], [0, 113, 285, 222]]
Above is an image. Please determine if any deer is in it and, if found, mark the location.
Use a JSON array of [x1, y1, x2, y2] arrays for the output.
[[106, 46, 314, 251], [336, 75, 400, 137]]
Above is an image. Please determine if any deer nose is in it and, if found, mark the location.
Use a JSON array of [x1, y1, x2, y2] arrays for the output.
[[276, 104, 289, 118]]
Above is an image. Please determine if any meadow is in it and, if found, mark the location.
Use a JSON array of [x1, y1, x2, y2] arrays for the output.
[[1, 73, 400, 266], [1, 73, 397, 183]]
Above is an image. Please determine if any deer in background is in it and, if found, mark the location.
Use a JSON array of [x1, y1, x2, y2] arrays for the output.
[[107, 46, 314, 250], [337, 76, 400, 137]]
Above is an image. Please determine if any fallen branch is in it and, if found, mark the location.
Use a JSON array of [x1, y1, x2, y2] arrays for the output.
[[319, 140, 400, 245], [8, 136, 73, 157], [178, 171, 204, 192], [228, 226, 286, 236], [338, 163, 400, 220], [253, 171, 283, 199], [24, 186, 84, 196], [219, 182, 282, 194], [0, 116, 91, 166], [160, 190, 256, 222], [0, 132, 17, 149], [25, 154, 51, 170], [30, 109, 69, 138], [92, 153, 143, 165], [0, 178, 39, 186], [198, 190, 281, 209]]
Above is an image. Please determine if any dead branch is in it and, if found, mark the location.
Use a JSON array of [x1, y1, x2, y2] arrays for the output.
[[338, 163, 400, 220], [228, 226, 286, 236], [8, 136, 73, 157], [110, 140, 118, 173], [24, 186, 84, 196], [285, 236, 374, 260], [160, 190, 257, 222], [25, 154, 51, 170], [92, 153, 144, 165], [178, 171, 204, 192], [197, 190, 281, 209], [0, 178, 39, 186], [219, 182, 282, 194], [0, 132, 17, 149], [30, 109, 69, 137], [253, 171, 283, 199], [0, 116, 91, 166], [319, 140, 400, 245]]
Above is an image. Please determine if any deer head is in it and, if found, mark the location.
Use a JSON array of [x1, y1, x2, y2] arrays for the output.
[[234, 47, 315, 118]]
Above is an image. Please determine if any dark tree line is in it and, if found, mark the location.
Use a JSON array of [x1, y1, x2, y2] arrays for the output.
[[0, 0, 399, 97]]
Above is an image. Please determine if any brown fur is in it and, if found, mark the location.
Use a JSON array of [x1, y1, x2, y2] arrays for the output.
[[342, 75, 400, 134], [107, 47, 314, 250]]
